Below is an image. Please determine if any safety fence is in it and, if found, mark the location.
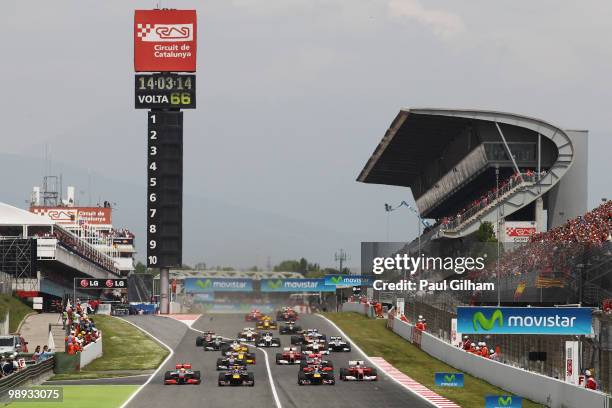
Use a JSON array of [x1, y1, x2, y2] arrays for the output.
[[341, 302, 374, 317], [0, 358, 54, 396], [388, 317, 609, 408]]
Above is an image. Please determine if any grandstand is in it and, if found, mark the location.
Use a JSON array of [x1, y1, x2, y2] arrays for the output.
[[357, 108, 612, 306]]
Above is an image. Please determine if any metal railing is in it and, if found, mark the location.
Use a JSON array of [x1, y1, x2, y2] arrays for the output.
[[440, 172, 543, 231], [0, 357, 54, 397]]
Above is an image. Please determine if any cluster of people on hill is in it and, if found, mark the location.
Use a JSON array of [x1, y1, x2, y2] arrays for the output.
[[460, 336, 499, 361], [64, 301, 100, 355]]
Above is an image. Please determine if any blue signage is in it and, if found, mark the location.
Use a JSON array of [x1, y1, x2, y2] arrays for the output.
[[434, 372, 464, 387], [324, 274, 374, 287], [485, 395, 522, 408], [183, 278, 253, 293], [260, 278, 335, 292], [457, 307, 592, 335]]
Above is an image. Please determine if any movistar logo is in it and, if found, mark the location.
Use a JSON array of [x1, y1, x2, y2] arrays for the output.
[[196, 279, 212, 289], [330, 276, 343, 284], [444, 374, 455, 383], [267, 280, 283, 289], [473, 309, 503, 332], [498, 396, 512, 406]]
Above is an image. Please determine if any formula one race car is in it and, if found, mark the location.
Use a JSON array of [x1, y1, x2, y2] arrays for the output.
[[275, 347, 302, 365], [237, 328, 259, 343], [203, 335, 228, 351], [299, 353, 333, 369], [339, 361, 378, 381], [298, 365, 335, 385], [221, 340, 250, 355], [216, 354, 248, 370], [276, 307, 298, 322], [279, 322, 302, 335], [291, 329, 326, 345], [245, 309, 263, 322], [222, 348, 256, 364], [327, 336, 351, 352], [195, 330, 216, 347], [255, 331, 281, 348], [164, 363, 201, 385], [300, 340, 329, 355], [218, 366, 255, 387], [256, 316, 278, 330]]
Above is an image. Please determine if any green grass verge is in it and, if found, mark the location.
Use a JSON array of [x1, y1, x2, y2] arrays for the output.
[[50, 315, 167, 380], [323, 312, 545, 408], [4, 385, 138, 408], [49, 372, 149, 381], [0, 294, 33, 333]]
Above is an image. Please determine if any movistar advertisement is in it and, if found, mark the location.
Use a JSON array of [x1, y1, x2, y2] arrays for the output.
[[457, 306, 593, 335], [183, 278, 253, 293], [485, 395, 522, 408], [434, 372, 464, 387], [324, 274, 374, 287], [260, 278, 335, 292]]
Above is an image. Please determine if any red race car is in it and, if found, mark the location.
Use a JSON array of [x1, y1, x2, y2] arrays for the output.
[[275, 347, 302, 365], [164, 363, 201, 384], [245, 310, 263, 322], [339, 360, 378, 381]]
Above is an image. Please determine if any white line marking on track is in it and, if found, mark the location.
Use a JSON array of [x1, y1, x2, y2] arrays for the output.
[[175, 316, 283, 408], [316, 313, 442, 408], [116, 317, 174, 408]]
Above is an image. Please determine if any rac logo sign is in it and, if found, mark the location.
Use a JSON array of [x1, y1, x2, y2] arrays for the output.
[[473, 309, 503, 332]]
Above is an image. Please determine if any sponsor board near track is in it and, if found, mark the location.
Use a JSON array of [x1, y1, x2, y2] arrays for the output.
[[260, 278, 335, 292], [324, 274, 374, 287], [457, 307, 592, 335], [183, 278, 253, 293], [485, 395, 522, 408], [75, 278, 127, 289], [434, 372, 464, 387]]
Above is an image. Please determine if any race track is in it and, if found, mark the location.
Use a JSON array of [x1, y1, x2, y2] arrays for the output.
[[124, 314, 433, 408]]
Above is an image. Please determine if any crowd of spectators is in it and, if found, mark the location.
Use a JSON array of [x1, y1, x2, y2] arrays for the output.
[[64, 300, 100, 355], [440, 170, 544, 231]]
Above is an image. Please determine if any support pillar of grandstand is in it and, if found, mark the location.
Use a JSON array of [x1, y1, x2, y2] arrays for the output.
[[160, 267, 169, 314]]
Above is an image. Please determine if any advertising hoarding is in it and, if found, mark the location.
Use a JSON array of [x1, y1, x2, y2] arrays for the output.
[[30, 207, 112, 225], [183, 278, 253, 293], [134, 9, 197, 72], [324, 274, 374, 287], [260, 278, 335, 292], [457, 307, 592, 335]]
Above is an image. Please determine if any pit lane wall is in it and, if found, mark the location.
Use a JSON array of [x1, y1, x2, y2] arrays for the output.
[[388, 316, 608, 408], [341, 302, 375, 318]]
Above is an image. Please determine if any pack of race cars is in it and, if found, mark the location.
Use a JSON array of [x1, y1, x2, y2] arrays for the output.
[[164, 307, 378, 386]]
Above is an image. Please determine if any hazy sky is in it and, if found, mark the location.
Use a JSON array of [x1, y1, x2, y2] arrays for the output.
[[1, 1, 611, 268]]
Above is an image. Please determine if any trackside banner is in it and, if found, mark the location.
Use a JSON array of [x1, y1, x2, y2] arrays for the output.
[[183, 278, 253, 293], [324, 275, 374, 287], [457, 307, 592, 335], [134, 9, 197, 72], [485, 395, 522, 408], [260, 278, 335, 292]]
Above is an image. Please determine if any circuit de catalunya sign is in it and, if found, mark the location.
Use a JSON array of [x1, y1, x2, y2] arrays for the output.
[[457, 307, 592, 335]]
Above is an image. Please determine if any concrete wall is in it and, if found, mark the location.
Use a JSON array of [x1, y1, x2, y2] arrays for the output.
[[389, 317, 608, 408], [80, 335, 102, 368], [547, 129, 588, 228], [342, 302, 374, 318]]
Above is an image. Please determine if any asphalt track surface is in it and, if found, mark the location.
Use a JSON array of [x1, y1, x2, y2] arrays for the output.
[[124, 314, 432, 408]]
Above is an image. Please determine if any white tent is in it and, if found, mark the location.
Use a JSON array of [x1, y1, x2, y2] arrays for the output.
[[0, 202, 54, 226]]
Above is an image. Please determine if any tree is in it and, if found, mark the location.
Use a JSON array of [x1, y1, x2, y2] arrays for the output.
[[248, 266, 259, 271], [134, 261, 147, 274], [194, 262, 207, 270], [476, 221, 497, 242]]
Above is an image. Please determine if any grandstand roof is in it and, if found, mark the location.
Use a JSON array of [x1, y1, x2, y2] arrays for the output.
[[356, 108, 564, 188], [0, 202, 54, 226]]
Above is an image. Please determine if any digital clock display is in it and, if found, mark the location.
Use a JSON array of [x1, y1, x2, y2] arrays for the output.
[[135, 73, 196, 109]]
